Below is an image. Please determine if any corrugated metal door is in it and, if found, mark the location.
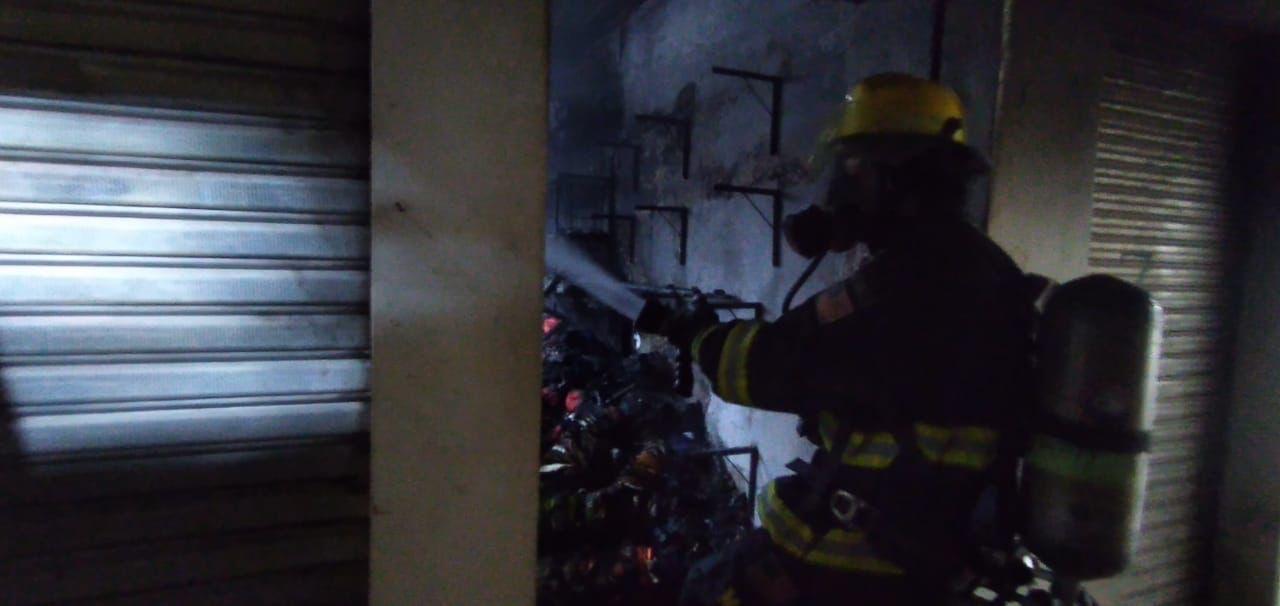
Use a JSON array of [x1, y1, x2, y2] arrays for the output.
[[0, 2, 371, 604], [1090, 8, 1235, 605]]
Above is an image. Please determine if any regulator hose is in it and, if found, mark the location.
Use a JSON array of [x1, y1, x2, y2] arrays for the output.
[[782, 252, 826, 313]]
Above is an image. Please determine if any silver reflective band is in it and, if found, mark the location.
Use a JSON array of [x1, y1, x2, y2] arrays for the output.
[[830, 489, 871, 526]]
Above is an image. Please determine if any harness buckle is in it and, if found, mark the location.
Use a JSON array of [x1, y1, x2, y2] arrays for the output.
[[829, 489, 871, 527]]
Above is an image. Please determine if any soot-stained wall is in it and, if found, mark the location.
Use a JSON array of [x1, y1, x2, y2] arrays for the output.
[[549, 0, 646, 235], [551, 0, 1004, 494]]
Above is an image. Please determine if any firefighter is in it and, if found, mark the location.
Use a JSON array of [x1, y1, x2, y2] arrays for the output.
[[636, 73, 1035, 605]]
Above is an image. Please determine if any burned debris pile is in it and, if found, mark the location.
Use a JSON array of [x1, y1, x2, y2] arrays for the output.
[[538, 282, 752, 606]]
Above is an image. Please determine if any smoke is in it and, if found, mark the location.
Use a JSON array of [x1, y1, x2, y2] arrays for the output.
[[545, 235, 646, 320]]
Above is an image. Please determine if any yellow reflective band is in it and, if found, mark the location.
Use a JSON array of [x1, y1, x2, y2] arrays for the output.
[[717, 322, 761, 404], [916, 424, 999, 470], [733, 323, 762, 404], [839, 433, 898, 469], [758, 483, 872, 549], [1026, 434, 1136, 486], [773, 537, 906, 575], [916, 424, 997, 443], [936, 450, 993, 469], [815, 415, 999, 471], [689, 325, 716, 367], [716, 323, 750, 402], [817, 411, 838, 446], [758, 482, 905, 576]]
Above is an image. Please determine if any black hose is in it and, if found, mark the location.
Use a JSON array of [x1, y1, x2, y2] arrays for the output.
[[782, 252, 826, 313]]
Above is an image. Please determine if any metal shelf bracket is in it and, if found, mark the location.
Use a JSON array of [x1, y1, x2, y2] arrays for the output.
[[712, 183, 784, 267], [686, 446, 761, 502], [711, 66, 787, 155], [590, 213, 637, 262], [599, 141, 642, 191], [554, 173, 617, 234], [634, 205, 689, 266]]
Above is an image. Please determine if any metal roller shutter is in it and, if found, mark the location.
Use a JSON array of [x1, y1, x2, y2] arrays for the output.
[[0, 2, 370, 604], [1089, 8, 1235, 605]]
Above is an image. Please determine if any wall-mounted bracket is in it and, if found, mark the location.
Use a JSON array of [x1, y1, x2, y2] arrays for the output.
[[686, 445, 760, 502], [632, 285, 764, 319], [554, 173, 616, 234], [590, 213, 637, 262], [634, 205, 689, 266], [711, 66, 786, 155], [712, 183, 783, 267], [599, 141, 642, 191], [635, 113, 692, 179], [708, 300, 766, 321]]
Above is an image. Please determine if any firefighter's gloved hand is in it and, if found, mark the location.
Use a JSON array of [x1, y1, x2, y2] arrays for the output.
[[634, 296, 718, 352]]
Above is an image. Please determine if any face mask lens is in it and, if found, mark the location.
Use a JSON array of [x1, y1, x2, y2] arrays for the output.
[[825, 172, 857, 210], [826, 156, 881, 211]]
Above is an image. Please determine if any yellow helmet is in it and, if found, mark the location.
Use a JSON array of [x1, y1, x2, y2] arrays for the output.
[[831, 72, 968, 144], [811, 73, 984, 175]]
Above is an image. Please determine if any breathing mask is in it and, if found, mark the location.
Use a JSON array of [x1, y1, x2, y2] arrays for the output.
[[783, 155, 887, 259]]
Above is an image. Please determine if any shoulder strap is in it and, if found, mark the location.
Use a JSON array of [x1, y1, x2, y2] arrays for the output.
[[792, 387, 910, 541], [790, 412, 859, 556]]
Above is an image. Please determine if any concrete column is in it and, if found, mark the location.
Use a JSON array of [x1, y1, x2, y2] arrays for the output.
[[989, 1, 1126, 603], [370, 2, 546, 604], [1214, 198, 1280, 606], [987, 0, 1103, 283], [1213, 42, 1280, 606]]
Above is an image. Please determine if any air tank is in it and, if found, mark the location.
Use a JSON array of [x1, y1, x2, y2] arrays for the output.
[[1024, 274, 1162, 580]]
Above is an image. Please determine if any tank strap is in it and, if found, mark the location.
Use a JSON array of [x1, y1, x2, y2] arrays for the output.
[[789, 402, 922, 555], [792, 413, 860, 541], [758, 482, 905, 575], [1036, 412, 1152, 454]]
